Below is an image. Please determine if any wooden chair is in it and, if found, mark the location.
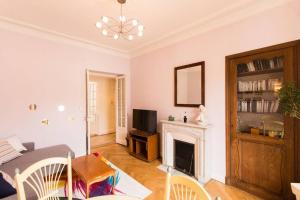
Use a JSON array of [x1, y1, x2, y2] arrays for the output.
[[15, 153, 72, 200], [164, 169, 212, 200]]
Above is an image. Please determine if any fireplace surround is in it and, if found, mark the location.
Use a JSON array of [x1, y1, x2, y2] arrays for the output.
[[161, 120, 211, 183]]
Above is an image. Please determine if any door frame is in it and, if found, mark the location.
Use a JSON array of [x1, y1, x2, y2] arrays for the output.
[[85, 69, 126, 155]]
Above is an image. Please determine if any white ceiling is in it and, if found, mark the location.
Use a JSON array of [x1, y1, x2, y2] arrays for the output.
[[0, 0, 292, 57]]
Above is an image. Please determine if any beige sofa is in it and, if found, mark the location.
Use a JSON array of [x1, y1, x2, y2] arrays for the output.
[[0, 143, 74, 200]]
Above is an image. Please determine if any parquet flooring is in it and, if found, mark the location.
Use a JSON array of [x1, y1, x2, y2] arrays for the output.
[[92, 144, 262, 200], [91, 133, 116, 148]]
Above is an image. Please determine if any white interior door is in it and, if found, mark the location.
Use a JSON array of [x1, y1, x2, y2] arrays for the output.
[[116, 76, 127, 145]]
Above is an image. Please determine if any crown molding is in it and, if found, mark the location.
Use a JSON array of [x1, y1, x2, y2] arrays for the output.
[[0, 16, 130, 59], [0, 0, 293, 59], [130, 0, 294, 58]]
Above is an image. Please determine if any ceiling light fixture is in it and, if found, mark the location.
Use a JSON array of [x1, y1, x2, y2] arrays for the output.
[[95, 0, 144, 41]]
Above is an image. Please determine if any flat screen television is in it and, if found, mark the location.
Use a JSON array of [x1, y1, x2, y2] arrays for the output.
[[133, 109, 157, 133]]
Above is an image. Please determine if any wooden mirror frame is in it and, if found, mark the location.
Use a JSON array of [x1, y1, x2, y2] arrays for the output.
[[174, 61, 205, 107]]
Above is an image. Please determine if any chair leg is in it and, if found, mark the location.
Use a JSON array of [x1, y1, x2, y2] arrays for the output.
[[164, 168, 172, 200], [112, 173, 116, 194]]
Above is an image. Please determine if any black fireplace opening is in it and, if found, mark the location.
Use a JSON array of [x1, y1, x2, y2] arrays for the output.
[[174, 140, 195, 176]]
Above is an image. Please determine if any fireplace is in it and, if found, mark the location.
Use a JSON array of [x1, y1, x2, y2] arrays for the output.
[[161, 120, 212, 183], [174, 140, 195, 176]]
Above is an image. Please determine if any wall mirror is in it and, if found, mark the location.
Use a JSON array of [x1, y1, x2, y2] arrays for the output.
[[175, 61, 205, 107]]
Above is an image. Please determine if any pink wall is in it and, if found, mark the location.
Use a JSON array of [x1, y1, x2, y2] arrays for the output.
[[131, 0, 300, 182], [0, 28, 130, 156]]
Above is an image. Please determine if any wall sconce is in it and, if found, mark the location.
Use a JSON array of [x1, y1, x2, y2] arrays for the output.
[[29, 104, 37, 111], [57, 105, 65, 112], [41, 119, 49, 125]]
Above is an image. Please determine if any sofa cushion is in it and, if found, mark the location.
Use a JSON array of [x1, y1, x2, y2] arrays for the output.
[[5, 136, 27, 152], [0, 140, 22, 165], [0, 172, 16, 198], [0, 170, 15, 188], [21, 142, 35, 153]]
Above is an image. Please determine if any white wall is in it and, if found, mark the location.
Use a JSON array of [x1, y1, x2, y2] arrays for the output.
[[130, 0, 300, 183], [0, 28, 130, 156]]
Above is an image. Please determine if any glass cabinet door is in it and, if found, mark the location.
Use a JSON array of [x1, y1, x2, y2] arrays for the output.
[[235, 55, 284, 139]]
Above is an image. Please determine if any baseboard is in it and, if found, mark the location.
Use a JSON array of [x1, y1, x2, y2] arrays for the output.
[[211, 173, 226, 184]]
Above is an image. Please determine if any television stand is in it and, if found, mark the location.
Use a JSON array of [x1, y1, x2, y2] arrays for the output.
[[128, 130, 158, 162]]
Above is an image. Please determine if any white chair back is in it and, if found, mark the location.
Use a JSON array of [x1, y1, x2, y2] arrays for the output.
[[15, 153, 72, 200], [164, 171, 212, 200]]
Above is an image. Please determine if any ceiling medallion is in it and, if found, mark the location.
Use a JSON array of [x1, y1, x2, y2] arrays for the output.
[[95, 0, 144, 41]]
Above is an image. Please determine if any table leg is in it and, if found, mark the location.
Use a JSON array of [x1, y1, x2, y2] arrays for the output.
[[112, 173, 116, 194], [86, 183, 90, 199]]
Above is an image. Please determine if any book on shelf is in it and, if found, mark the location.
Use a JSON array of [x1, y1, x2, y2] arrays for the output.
[[237, 56, 284, 74], [238, 78, 282, 92], [238, 99, 279, 113]]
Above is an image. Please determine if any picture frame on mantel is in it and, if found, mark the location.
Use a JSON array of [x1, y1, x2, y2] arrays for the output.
[[174, 61, 205, 107]]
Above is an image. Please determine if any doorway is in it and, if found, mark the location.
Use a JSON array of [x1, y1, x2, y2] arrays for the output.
[[86, 70, 127, 154]]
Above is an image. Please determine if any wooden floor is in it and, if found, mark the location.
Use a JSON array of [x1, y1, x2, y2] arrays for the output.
[[92, 144, 262, 200], [90, 133, 116, 148]]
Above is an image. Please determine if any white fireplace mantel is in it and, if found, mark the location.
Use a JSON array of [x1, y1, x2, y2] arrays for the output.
[[161, 120, 212, 183]]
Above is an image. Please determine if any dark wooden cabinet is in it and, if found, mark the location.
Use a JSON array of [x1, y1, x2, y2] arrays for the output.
[[226, 40, 300, 200]]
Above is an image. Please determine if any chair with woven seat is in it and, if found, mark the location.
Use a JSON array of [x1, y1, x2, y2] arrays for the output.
[[164, 168, 213, 200], [15, 153, 72, 200]]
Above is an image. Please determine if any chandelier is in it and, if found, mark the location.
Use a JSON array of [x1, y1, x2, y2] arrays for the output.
[[95, 0, 144, 41]]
